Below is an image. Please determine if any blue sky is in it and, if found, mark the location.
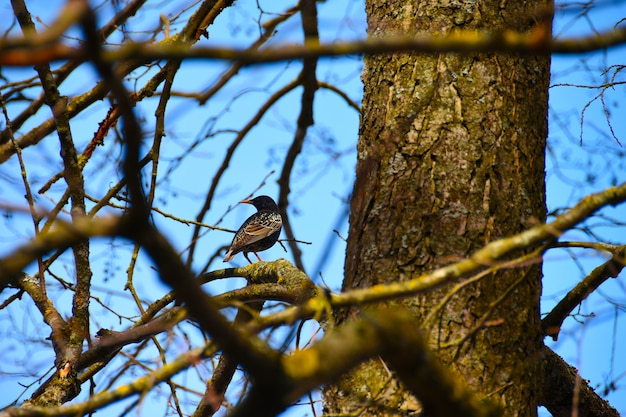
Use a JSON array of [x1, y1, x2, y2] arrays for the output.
[[0, 0, 625, 415]]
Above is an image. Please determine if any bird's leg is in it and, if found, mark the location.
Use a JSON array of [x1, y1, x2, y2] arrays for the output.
[[244, 253, 253, 264], [254, 252, 263, 262]]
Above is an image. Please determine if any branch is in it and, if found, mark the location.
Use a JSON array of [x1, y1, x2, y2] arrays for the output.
[[77, 260, 316, 394], [3, 26, 626, 67], [0, 0, 223, 163], [0, 216, 124, 291], [195, 5, 298, 104], [0, 0, 145, 149], [329, 182, 626, 307], [231, 309, 498, 417], [234, 184, 626, 333], [12, 1, 94, 393], [80, 264, 314, 401], [0, 343, 219, 417], [540, 345, 619, 417], [192, 301, 266, 417], [76, 308, 186, 372], [542, 244, 626, 340], [277, 0, 320, 272], [16, 275, 69, 368]]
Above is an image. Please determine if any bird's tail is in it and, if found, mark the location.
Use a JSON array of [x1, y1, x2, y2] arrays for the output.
[[223, 250, 235, 262]]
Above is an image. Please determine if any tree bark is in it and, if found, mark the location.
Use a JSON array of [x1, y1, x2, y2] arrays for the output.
[[540, 346, 620, 417], [325, 1, 551, 416]]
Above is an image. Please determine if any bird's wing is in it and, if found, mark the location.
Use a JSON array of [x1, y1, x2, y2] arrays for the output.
[[241, 213, 282, 240]]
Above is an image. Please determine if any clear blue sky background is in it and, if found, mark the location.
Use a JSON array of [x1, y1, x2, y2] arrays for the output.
[[0, 0, 624, 415]]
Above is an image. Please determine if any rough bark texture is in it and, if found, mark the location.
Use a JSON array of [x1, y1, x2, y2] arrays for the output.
[[325, 1, 550, 416], [540, 346, 620, 417]]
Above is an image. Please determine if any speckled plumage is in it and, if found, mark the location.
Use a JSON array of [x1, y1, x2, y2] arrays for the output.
[[223, 196, 282, 263]]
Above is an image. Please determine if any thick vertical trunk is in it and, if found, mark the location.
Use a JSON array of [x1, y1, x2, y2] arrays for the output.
[[325, 1, 550, 416]]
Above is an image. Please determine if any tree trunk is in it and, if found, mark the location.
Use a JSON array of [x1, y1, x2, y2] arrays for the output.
[[325, 1, 550, 416]]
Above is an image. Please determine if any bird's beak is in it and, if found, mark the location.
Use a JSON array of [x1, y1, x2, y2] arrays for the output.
[[240, 199, 253, 205]]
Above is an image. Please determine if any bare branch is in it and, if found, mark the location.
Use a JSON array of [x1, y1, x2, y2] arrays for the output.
[[277, 0, 320, 272], [542, 244, 626, 340], [541, 346, 619, 417], [232, 308, 497, 417], [3, 26, 626, 68]]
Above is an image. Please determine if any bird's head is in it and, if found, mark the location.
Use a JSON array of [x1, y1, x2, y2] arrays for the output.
[[241, 195, 279, 212]]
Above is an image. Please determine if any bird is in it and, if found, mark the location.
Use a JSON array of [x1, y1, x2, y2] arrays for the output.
[[223, 195, 283, 263]]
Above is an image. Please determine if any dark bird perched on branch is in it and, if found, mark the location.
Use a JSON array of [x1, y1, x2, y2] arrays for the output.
[[223, 195, 283, 263]]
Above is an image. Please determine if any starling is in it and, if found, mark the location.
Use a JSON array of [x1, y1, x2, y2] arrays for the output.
[[223, 195, 283, 263]]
